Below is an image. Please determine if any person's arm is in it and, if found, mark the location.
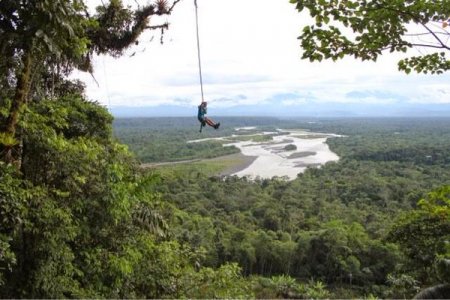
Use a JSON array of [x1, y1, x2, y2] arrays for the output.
[[200, 103, 206, 114]]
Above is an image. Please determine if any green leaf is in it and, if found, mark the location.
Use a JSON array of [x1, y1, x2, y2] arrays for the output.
[[0, 133, 18, 146]]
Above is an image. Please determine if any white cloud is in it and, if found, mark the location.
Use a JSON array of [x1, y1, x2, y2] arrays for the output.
[[73, 0, 450, 111], [409, 83, 450, 104]]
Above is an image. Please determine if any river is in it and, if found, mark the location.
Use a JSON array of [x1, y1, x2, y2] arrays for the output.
[[189, 128, 342, 180]]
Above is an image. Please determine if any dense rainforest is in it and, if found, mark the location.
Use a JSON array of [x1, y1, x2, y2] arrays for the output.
[[114, 117, 450, 298], [0, 0, 251, 297], [1, 0, 449, 298]]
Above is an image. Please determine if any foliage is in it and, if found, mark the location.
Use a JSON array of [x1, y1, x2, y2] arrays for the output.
[[284, 144, 297, 151], [250, 275, 330, 299], [290, 0, 450, 74], [435, 257, 450, 283], [0, 0, 182, 163], [18, 1, 450, 299], [269, 275, 330, 299], [3, 102, 450, 298], [0, 96, 253, 298], [270, 274, 297, 297], [413, 284, 450, 299], [113, 117, 286, 163], [387, 186, 450, 284], [386, 274, 421, 299], [117, 117, 450, 298], [0, 163, 30, 286], [0, 2, 259, 298], [186, 263, 254, 299]]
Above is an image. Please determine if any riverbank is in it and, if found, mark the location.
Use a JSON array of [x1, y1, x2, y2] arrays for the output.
[[217, 153, 258, 176], [184, 128, 342, 180], [229, 131, 340, 180], [141, 152, 257, 177]]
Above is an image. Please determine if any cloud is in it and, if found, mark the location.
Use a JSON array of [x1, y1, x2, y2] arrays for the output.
[[172, 97, 193, 106], [73, 0, 450, 114], [409, 84, 450, 104], [345, 90, 406, 104], [265, 92, 316, 106], [162, 73, 271, 87], [207, 94, 252, 107]]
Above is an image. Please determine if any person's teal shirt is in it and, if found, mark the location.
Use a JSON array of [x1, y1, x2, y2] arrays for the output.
[[198, 105, 207, 121]]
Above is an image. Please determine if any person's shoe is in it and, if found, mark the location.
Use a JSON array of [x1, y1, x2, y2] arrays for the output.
[[214, 122, 220, 129]]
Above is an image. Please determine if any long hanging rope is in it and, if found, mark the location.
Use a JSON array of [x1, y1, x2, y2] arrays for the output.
[[194, 0, 205, 103]]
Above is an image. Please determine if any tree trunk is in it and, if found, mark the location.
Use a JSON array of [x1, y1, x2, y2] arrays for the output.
[[3, 50, 33, 165]]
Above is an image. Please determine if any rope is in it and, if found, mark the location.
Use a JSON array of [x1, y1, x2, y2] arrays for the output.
[[194, 0, 205, 103]]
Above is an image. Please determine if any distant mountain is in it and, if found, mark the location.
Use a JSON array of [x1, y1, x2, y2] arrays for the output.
[[109, 102, 450, 118]]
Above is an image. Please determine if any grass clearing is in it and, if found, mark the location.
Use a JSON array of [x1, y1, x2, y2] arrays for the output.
[[288, 151, 317, 159], [144, 153, 256, 177], [292, 134, 332, 139], [228, 134, 274, 143]]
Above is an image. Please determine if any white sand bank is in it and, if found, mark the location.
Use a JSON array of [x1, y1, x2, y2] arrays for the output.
[[188, 128, 342, 180]]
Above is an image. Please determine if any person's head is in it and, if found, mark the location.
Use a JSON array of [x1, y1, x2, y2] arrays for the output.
[[201, 101, 207, 107]]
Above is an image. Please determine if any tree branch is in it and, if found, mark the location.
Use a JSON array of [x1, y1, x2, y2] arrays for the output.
[[146, 23, 169, 30], [410, 43, 449, 49], [167, 0, 182, 14], [421, 23, 450, 50], [381, 41, 448, 51], [404, 32, 450, 37]]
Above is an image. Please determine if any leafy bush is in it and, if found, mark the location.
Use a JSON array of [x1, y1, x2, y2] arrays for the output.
[[284, 144, 297, 151]]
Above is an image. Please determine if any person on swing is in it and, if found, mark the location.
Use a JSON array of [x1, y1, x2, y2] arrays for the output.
[[198, 101, 220, 132]]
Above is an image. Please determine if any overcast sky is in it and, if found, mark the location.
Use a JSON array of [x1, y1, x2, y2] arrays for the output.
[[74, 0, 450, 113]]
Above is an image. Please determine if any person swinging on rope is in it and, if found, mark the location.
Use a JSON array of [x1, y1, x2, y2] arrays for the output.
[[198, 101, 220, 132], [193, 1, 219, 132]]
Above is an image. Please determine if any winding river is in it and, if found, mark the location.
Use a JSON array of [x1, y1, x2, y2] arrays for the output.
[[189, 128, 342, 180]]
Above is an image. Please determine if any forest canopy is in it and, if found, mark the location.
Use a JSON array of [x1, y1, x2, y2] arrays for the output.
[[0, 0, 179, 164], [291, 0, 450, 74], [0, 0, 449, 298]]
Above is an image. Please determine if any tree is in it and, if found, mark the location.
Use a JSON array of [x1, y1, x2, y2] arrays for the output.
[[0, 94, 255, 298], [0, 0, 180, 164], [290, 0, 450, 74], [387, 186, 450, 285]]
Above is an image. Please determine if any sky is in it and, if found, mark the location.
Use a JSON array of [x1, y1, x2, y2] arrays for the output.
[[74, 0, 450, 117]]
